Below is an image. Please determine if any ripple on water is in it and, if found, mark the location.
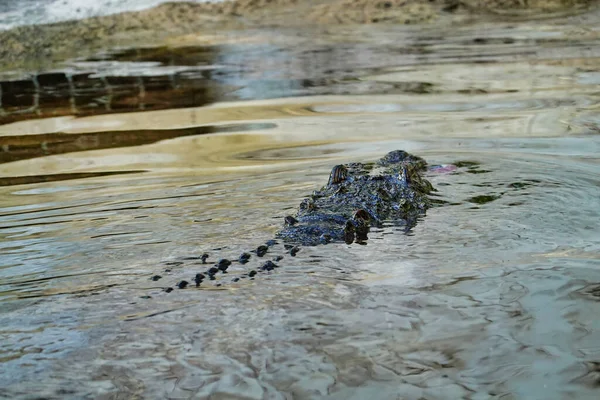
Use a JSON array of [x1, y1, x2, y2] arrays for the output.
[[1, 14, 600, 399], [309, 97, 596, 114], [1, 137, 599, 399]]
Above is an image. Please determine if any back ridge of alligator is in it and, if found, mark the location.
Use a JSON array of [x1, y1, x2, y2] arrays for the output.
[[158, 150, 436, 290]]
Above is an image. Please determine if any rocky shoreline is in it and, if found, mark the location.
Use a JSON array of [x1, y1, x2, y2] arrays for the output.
[[0, 0, 594, 72]]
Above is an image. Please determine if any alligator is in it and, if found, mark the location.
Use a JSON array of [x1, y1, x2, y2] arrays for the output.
[[158, 149, 437, 290], [277, 149, 434, 246]]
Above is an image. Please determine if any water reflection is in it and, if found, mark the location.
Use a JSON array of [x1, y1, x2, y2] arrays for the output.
[[0, 122, 276, 165], [1, 12, 600, 400], [0, 45, 225, 125], [0, 170, 145, 186]]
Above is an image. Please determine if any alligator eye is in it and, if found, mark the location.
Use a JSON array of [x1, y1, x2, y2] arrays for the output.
[[328, 165, 348, 185]]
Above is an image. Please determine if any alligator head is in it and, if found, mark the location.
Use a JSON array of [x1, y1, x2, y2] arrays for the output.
[[276, 150, 434, 246]]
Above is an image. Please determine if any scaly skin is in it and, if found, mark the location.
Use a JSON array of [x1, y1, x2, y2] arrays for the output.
[[276, 150, 434, 246], [159, 150, 437, 291]]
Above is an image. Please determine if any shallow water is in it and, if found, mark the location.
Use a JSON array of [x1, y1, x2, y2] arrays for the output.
[[1, 10, 600, 400]]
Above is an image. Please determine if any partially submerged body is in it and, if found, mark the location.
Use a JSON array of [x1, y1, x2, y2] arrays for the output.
[[164, 150, 437, 289], [277, 150, 434, 246]]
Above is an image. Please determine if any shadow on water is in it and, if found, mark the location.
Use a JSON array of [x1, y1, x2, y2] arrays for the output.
[[0, 122, 276, 164], [0, 170, 145, 186]]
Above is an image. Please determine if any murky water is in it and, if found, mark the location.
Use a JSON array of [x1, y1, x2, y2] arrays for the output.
[[1, 10, 600, 400]]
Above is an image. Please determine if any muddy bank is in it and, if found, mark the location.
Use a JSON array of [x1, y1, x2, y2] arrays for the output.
[[0, 0, 595, 71]]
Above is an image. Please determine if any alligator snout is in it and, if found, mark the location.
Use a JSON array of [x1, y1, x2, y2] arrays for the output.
[[276, 149, 432, 246]]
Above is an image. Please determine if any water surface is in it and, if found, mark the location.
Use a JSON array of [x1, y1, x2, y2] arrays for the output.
[[1, 11, 600, 400]]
